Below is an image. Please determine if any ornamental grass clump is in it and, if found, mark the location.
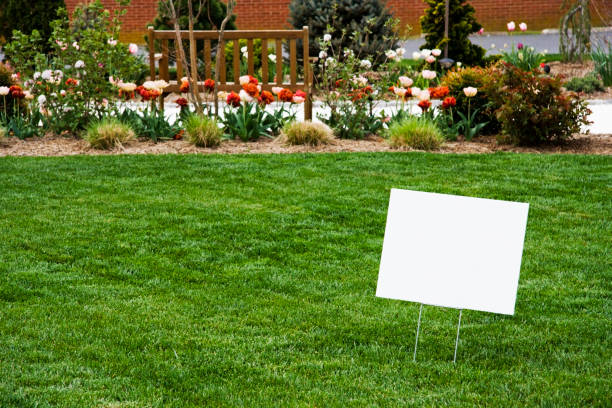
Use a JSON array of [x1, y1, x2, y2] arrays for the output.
[[386, 116, 444, 151], [184, 114, 222, 148], [282, 121, 333, 146], [85, 118, 135, 150]]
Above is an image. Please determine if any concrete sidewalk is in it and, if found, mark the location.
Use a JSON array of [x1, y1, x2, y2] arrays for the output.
[[400, 30, 612, 56]]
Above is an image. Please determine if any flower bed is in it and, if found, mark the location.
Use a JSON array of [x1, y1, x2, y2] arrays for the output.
[[0, 9, 601, 151]]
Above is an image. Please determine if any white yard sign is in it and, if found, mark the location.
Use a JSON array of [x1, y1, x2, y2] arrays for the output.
[[376, 189, 529, 315]]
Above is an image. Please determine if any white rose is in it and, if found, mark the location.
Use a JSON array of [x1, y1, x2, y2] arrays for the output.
[[319, 51, 327, 59], [239, 75, 250, 85], [37, 95, 46, 105], [74, 60, 85, 69], [323, 34, 332, 42], [395, 48, 405, 57], [431, 49, 442, 57], [0, 86, 9, 96], [360, 59, 372, 69], [41, 70, 53, 81]]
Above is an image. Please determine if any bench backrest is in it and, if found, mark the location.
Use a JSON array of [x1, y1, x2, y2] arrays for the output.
[[147, 26, 312, 119]]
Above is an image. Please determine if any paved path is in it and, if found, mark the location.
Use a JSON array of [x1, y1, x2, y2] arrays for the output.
[[401, 30, 612, 56]]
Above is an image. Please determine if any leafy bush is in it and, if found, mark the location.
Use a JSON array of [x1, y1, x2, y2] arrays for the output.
[[85, 117, 135, 149], [441, 66, 500, 135], [0, 0, 65, 52], [6, 1, 142, 133], [420, 0, 485, 66], [184, 114, 222, 147], [386, 116, 444, 150], [289, 0, 399, 66], [591, 41, 612, 86], [565, 73, 605, 93], [282, 121, 333, 145], [490, 62, 591, 145]]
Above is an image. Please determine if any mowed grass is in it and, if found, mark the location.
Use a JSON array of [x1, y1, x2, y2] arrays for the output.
[[0, 152, 610, 407]]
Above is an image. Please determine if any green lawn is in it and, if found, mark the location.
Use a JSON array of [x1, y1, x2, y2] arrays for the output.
[[0, 152, 610, 407]]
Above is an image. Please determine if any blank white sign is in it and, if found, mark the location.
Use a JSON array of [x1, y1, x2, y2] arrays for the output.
[[376, 189, 529, 315]]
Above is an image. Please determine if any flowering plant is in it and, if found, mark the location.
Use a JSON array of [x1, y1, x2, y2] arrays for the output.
[[221, 75, 305, 141], [5, 0, 142, 133]]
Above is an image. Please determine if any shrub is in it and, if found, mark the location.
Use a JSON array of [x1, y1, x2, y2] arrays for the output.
[[592, 41, 612, 86], [0, 0, 65, 52], [420, 0, 486, 66], [289, 0, 399, 67], [85, 118, 135, 149], [441, 66, 501, 135], [5, 1, 142, 133], [386, 116, 444, 150], [282, 121, 333, 146], [490, 62, 591, 146], [184, 114, 222, 147], [565, 73, 605, 93]]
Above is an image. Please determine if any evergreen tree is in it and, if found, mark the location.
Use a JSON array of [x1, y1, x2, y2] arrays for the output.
[[289, 0, 399, 66], [0, 0, 65, 50], [420, 0, 485, 66]]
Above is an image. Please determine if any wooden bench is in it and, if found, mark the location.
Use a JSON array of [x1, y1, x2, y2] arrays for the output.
[[147, 26, 313, 120]]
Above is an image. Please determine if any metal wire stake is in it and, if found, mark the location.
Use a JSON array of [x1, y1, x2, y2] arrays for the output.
[[413, 303, 423, 362], [453, 309, 463, 364]]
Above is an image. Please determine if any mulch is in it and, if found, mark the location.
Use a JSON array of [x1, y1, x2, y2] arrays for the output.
[[1, 133, 611, 157]]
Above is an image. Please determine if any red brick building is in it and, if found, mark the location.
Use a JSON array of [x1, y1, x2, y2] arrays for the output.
[[64, 0, 612, 43]]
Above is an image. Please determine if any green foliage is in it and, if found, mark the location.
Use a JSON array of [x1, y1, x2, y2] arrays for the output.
[[490, 62, 591, 146], [85, 117, 135, 149], [222, 103, 276, 141], [148, 0, 236, 64], [289, 0, 400, 66], [184, 114, 222, 147], [137, 108, 181, 142], [420, 0, 485, 66], [282, 121, 333, 145], [0, 153, 610, 406], [224, 39, 264, 80], [4, 110, 43, 139], [315, 36, 390, 139], [501, 45, 543, 71], [150, 0, 236, 31], [441, 66, 500, 135], [386, 115, 444, 150], [564, 73, 605, 93], [5, 1, 142, 133], [591, 41, 612, 86], [0, 0, 65, 51]]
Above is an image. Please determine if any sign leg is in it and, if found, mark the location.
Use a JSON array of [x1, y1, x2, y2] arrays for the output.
[[413, 303, 423, 362], [453, 309, 462, 364]]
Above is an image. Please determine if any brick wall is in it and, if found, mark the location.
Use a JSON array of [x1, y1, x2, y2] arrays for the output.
[[65, 0, 611, 44]]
